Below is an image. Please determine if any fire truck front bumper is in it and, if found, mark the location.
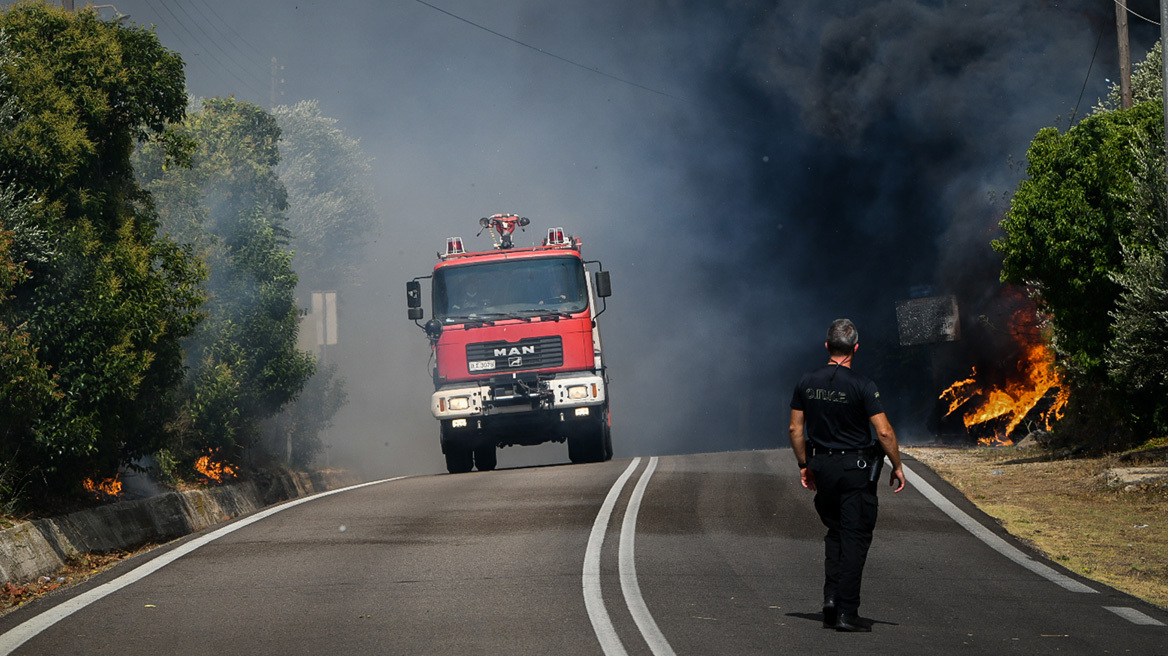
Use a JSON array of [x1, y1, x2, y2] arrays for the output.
[[430, 372, 607, 424]]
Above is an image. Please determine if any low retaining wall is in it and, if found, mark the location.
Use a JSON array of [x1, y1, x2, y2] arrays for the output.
[[0, 469, 359, 583]]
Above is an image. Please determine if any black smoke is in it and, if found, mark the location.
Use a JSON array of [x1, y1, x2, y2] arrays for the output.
[[107, 0, 1157, 473]]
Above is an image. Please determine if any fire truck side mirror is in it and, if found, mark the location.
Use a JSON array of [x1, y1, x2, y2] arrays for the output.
[[406, 280, 422, 308], [408, 307, 424, 321], [594, 270, 612, 298]]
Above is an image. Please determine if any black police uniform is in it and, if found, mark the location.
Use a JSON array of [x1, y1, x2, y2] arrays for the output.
[[791, 362, 885, 618]]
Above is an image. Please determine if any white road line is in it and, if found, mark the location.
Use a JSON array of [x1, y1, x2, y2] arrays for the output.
[[0, 476, 409, 656], [583, 458, 640, 656], [619, 457, 677, 656], [904, 462, 1097, 594], [1104, 606, 1166, 626]]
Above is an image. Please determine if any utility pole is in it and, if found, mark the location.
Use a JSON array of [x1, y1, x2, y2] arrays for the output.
[[61, 0, 74, 11], [1162, 0, 1168, 206], [270, 57, 285, 109], [1117, 0, 1133, 109]]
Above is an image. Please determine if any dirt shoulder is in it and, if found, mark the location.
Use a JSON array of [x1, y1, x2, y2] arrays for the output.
[[905, 445, 1168, 610], [1, 546, 158, 616]]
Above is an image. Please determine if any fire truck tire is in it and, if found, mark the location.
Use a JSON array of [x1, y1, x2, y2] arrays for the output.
[[474, 444, 497, 471], [603, 423, 613, 461], [568, 415, 608, 464], [444, 446, 474, 474]]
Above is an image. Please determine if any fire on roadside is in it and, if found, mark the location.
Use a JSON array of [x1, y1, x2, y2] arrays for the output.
[[194, 451, 237, 483], [81, 475, 122, 500], [938, 300, 1070, 446]]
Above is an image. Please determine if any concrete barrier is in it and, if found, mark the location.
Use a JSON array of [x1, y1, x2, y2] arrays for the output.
[[0, 469, 359, 584]]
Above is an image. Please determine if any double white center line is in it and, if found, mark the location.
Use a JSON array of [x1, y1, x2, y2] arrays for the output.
[[583, 457, 677, 656]]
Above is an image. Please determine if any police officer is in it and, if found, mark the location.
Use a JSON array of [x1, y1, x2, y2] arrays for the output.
[[788, 318, 907, 632]]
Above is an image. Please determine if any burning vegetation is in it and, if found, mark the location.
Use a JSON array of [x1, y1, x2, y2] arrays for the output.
[[194, 451, 237, 483], [938, 293, 1069, 445], [81, 475, 122, 500]]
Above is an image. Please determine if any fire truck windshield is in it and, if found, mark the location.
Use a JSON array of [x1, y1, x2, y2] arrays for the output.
[[433, 256, 589, 323]]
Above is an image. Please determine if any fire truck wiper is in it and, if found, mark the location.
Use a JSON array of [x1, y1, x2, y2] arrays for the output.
[[514, 308, 575, 321], [474, 312, 533, 322]]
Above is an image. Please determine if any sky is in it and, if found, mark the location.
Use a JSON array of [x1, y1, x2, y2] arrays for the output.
[[86, 0, 1161, 476]]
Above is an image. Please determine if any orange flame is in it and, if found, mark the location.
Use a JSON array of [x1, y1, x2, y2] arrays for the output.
[[939, 339, 1068, 445], [82, 475, 122, 499], [194, 451, 237, 483]]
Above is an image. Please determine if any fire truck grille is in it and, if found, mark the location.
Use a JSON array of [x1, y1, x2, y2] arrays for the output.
[[466, 336, 564, 373]]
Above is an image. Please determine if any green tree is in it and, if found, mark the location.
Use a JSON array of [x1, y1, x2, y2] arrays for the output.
[[0, 186, 59, 511], [0, 2, 204, 494], [999, 36, 1168, 444], [272, 100, 378, 291], [996, 101, 1162, 382], [137, 97, 314, 467], [1104, 136, 1168, 435], [1093, 43, 1168, 436], [266, 101, 376, 465], [0, 32, 57, 452], [1094, 41, 1165, 115], [0, 186, 58, 438]]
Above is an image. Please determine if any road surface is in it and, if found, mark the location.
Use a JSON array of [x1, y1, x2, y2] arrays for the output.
[[1, 450, 1164, 655]]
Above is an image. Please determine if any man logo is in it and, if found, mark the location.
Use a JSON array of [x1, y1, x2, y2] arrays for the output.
[[494, 345, 536, 357], [508, 356, 523, 367]]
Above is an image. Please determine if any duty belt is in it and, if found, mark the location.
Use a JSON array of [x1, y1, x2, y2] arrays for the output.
[[810, 444, 879, 457]]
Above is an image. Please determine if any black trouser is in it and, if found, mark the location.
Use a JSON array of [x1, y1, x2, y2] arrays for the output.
[[810, 451, 882, 616]]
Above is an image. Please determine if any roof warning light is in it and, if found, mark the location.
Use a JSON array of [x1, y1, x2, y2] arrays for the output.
[[445, 237, 465, 256], [547, 227, 567, 245]]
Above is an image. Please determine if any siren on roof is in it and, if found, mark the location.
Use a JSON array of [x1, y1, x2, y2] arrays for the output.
[[546, 227, 568, 246], [445, 237, 465, 257]]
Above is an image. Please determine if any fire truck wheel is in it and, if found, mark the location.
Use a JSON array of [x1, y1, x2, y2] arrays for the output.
[[474, 444, 497, 471], [568, 416, 607, 464], [444, 446, 474, 474]]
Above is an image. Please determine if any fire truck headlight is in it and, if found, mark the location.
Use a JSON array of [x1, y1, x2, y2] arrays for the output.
[[451, 418, 468, 428], [448, 396, 471, 411], [567, 385, 590, 400]]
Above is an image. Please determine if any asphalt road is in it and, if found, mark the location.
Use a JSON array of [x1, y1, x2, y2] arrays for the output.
[[1, 449, 1165, 655]]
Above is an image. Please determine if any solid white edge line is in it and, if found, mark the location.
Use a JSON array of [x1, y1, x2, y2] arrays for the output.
[[904, 462, 1097, 594], [0, 476, 409, 656], [583, 458, 640, 656], [619, 457, 677, 656], [1103, 606, 1166, 626]]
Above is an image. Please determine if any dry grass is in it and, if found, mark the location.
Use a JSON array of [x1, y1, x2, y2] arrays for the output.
[[0, 545, 159, 618], [906, 446, 1168, 609]]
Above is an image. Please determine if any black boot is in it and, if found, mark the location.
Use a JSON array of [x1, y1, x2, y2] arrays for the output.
[[822, 599, 837, 629], [834, 613, 872, 632]]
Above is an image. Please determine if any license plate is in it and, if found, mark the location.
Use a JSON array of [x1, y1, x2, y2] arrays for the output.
[[469, 360, 496, 372]]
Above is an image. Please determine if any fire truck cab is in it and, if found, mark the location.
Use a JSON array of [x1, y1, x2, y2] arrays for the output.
[[406, 214, 613, 473]]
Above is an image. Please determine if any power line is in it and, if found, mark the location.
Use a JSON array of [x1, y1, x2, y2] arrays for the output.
[[190, 0, 269, 63], [1069, 24, 1106, 126], [186, 0, 270, 71], [1112, 0, 1159, 26], [155, 0, 265, 96], [166, 0, 267, 91], [411, 0, 680, 101], [139, 0, 197, 53], [143, 0, 267, 99]]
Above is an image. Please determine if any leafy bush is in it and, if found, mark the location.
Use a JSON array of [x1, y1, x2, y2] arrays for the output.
[[136, 97, 314, 472], [0, 3, 203, 497]]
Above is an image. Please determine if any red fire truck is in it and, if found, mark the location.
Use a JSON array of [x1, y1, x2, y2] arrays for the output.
[[406, 214, 613, 473]]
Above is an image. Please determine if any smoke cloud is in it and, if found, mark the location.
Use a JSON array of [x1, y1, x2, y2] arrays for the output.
[[108, 0, 1157, 475]]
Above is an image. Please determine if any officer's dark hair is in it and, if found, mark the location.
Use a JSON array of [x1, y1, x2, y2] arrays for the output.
[[826, 318, 858, 356]]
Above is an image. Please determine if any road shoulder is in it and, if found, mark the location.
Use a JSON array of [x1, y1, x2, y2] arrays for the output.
[[905, 446, 1168, 611]]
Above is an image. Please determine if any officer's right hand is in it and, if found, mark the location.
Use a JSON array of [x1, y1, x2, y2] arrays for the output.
[[801, 467, 817, 491], [889, 467, 906, 493]]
